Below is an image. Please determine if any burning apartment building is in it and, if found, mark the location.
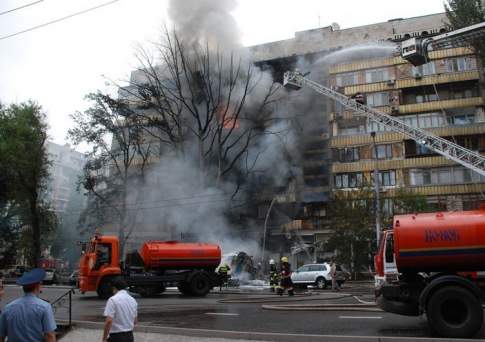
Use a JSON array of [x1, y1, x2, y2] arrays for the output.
[[249, 11, 485, 266], [87, 2, 485, 269]]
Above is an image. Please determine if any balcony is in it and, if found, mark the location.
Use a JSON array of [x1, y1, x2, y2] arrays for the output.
[[343, 71, 480, 96], [329, 47, 473, 74], [331, 121, 485, 147], [399, 97, 483, 114], [384, 183, 485, 196], [331, 155, 459, 173]]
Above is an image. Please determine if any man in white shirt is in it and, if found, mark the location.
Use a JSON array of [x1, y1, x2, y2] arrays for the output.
[[102, 277, 138, 342]]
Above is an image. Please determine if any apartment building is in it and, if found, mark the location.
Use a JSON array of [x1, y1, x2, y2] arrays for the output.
[[249, 11, 485, 263], [46, 141, 87, 213], [329, 47, 485, 212]]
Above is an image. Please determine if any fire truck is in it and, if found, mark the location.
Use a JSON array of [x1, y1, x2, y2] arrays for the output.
[[375, 209, 485, 337], [78, 233, 222, 299]]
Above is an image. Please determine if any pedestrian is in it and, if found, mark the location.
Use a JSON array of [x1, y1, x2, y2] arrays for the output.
[[268, 259, 278, 292], [0, 268, 57, 342], [277, 256, 294, 296], [330, 259, 339, 292], [217, 263, 231, 291], [102, 277, 137, 342]]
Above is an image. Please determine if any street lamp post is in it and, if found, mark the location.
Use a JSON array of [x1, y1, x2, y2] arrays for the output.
[[371, 131, 381, 247], [261, 197, 277, 265]]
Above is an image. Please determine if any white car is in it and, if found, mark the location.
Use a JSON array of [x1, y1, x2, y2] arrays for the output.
[[291, 263, 347, 289], [43, 268, 57, 285]]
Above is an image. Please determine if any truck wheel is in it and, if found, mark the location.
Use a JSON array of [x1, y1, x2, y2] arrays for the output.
[[189, 272, 210, 296], [426, 286, 483, 338], [315, 277, 327, 290], [177, 282, 191, 296], [97, 277, 113, 299]]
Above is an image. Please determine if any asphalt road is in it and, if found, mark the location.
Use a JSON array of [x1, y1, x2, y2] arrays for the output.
[[1, 284, 485, 340]]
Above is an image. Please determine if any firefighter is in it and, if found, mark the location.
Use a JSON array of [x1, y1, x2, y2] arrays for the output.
[[218, 263, 230, 290], [269, 259, 278, 292], [277, 256, 294, 296]]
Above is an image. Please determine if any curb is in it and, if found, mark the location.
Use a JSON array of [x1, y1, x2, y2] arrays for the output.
[[58, 320, 473, 342]]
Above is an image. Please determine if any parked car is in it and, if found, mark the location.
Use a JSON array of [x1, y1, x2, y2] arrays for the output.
[[5, 265, 30, 278], [291, 263, 348, 289], [69, 270, 78, 286], [43, 268, 57, 285]]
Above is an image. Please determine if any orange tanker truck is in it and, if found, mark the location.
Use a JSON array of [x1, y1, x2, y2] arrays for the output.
[[374, 208, 485, 338], [78, 233, 222, 299]]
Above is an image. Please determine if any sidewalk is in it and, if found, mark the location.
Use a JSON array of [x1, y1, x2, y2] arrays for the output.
[[62, 328, 261, 342]]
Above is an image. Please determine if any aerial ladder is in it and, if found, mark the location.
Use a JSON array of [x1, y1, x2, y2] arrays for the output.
[[284, 71, 485, 177], [283, 21, 485, 177]]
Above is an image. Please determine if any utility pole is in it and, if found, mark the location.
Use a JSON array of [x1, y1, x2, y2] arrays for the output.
[[261, 197, 277, 265], [371, 131, 381, 247]]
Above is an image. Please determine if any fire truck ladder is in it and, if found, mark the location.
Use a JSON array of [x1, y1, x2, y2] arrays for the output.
[[283, 71, 485, 177]]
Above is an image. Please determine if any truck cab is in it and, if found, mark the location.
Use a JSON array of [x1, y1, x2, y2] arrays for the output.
[[78, 235, 121, 297]]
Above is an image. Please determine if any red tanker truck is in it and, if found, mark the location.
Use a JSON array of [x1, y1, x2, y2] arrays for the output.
[[374, 208, 485, 338], [78, 233, 222, 299]]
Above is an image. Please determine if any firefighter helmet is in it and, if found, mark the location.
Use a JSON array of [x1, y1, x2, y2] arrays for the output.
[[269, 259, 275, 265], [281, 256, 289, 263]]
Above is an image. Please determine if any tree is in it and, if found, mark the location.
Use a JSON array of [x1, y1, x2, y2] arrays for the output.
[[445, 0, 485, 66], [325, 187, 375, 277], [68, 93, 156, 255], [0, 102, 56, 267], [126, 29, 280, 186], [325, 186, 430, 278]]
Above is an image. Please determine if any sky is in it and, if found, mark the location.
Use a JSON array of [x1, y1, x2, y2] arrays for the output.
[[0, 0, 447, 149]]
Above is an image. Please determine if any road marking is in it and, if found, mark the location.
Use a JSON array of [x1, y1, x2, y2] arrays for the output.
[[339, 316, 382, 319], [205, 312, 240, 316]]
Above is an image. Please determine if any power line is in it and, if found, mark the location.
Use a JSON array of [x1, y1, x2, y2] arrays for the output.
[[0, 0, 121, 41], [0, 0, 44, 17]]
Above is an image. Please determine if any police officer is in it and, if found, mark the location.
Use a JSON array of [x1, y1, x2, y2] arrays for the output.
[[0, 268, 57, 342], [218, 263, 231, 290], [268, 259, 278, 292], [277, 256, 294, 296]]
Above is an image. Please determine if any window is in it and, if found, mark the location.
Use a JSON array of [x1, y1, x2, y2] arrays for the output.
[[309, 265, 324, 272], [336, 72, 358, 87], [372, 144, 393, 159], [412, 62, 436, 76], [365, 68, 390, 83], [446, 57, 474, 72], [380, 170, 396, 186], [401, 113, 446, 129], [297, 266, 310, 272], [335, 147, 360, 162], [382, 198, 394, 216], [339, 125, 367, 136], [335, 172, 363, 189], [409, 166, 485, 186], [416, 93, 439, 103], [366, 92, 390, 107]]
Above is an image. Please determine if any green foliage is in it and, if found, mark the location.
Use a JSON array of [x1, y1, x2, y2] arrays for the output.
[[445, 0, 485, 66], [326, 186, 431, 275], [0, 102, 57, 267], [325, 187, 376, 274]]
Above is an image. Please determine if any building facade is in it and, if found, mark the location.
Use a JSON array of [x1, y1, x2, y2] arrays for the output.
[[250, 11, 485, 264], [46, 142, 87, 214], [329, 47, 485, 213]]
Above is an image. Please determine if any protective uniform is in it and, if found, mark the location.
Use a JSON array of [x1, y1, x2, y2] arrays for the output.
[[277, 257, 294, 296], [218, 263, 230, 290], [269, 259, 279, 292]]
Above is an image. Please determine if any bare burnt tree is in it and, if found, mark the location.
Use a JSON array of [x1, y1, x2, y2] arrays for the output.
[[121, 29, 280, 189], [69, 93, 156, 255]]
